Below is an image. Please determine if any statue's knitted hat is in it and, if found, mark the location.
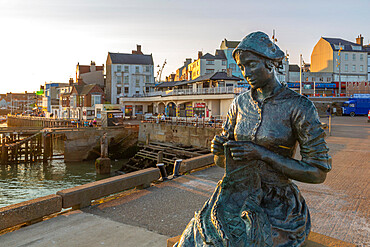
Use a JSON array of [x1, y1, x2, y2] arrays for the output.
[[232, 31, 285, 62]]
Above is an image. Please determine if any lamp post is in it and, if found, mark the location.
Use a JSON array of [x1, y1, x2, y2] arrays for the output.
[[299, 54, 302, 95], [337, 43, 343, 96]]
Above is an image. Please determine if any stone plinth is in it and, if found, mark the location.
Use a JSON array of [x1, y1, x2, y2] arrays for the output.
[[95, 157, 111, 175]]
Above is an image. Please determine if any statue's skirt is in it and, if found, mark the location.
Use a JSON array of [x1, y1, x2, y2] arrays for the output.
[[175, 156, 310, 247]]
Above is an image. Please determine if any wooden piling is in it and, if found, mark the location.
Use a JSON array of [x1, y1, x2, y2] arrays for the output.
[[25, 140, 29, 162], [1, 141, 7, 165]]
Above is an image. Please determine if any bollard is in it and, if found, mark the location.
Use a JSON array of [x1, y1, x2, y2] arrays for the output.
[[173, 159, 182, 177], [157, 151, 163, 163], [156, 163, 168, 181]]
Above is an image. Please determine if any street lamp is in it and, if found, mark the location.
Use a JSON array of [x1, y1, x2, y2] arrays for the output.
[[299, 54, 303, 95], [336, 43, 343, 96]]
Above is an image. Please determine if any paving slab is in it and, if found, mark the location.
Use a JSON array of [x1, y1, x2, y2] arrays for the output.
[[0, 210, 168, 247]]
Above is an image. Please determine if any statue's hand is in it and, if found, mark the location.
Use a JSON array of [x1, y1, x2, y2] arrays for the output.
[[211, 135, 227, 156], [227, 141, 262, 161]]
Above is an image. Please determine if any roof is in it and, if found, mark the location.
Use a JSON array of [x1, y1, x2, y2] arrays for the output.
[[322, 37, 365, 52], [78, 65, 104, 74], [108, 52, 153, 65], [193, 71, 242, 82], [289, 65, 300, 72], [221, 39, 240, 49], [200, 51, 226, 60], [156, 81, 179, 88], [72, 84, 103, 95], [81, 84, 98, 95]]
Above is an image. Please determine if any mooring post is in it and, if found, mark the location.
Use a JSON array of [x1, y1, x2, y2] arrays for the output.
[[43, 133, 51, 162], [157, 151, 163, 163], [146, 134, 150, 146]]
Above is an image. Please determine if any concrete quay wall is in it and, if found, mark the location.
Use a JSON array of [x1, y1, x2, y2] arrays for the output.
[[138, 122, 221, 148], [0, 167, 161, 231], [63, 126, 138, 162]]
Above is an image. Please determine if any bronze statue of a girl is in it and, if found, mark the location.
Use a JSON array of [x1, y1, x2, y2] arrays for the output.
[[175, 31, 331, 247]]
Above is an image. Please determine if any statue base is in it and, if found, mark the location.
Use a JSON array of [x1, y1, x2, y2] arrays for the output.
[[95, 157, 111, 175], [166, 232, 356, 247]]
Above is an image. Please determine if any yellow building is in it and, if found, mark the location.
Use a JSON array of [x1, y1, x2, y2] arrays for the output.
[[311, 36, 367, 83]]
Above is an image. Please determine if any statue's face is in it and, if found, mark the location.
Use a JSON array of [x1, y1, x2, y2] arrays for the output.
[[234, 51, 272, 89]]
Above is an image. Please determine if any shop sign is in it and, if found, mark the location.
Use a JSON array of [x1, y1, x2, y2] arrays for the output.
[[194, 103, 206, 108]]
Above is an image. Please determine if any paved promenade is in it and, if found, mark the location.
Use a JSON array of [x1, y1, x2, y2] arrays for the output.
[[0, 116, 369, 246]]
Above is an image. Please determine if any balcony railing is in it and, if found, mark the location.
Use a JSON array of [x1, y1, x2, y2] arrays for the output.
[[127, 86, 249, 98]]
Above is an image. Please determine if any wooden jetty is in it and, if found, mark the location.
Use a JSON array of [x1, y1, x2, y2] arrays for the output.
[[119, 141, 210, 173], [0, 131, 54, 165]]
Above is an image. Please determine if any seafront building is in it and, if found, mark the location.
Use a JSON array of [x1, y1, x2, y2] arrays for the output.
[[105, 45, 155, 104], [310, 35, 369, 94], [76, 61, 105, 87], [118, 71, 244, 118]]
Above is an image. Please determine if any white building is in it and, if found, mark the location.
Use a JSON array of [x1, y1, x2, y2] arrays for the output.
[[106, 45, 154, 104]]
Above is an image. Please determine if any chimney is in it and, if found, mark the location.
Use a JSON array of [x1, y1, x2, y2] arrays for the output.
[[198, 51, 203, 59], [227, 68, 232, 77], [132, 45, 143, 55], [90, 61, 96, 72], [69, 78, 74, 86], [356, 34, 364, 46], [185, 58, 192, 66]]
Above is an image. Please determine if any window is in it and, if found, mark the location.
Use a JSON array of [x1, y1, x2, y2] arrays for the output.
[[136, 77, 140, 83], [135, 66, 140, 73], [117, 65, 121, 72], [124, 75, 129, 83], [327, 77, 331, 82], [319, 77, 323, 82], [222, 60, 227, 66], [145, 75, 150, 83], [145, 66, 150, 72], [206, 60, 214, 65], [345, 64, 348, 72], [124, 87, 129, 94], [124, 66, 129, 72], [117, 87, 122, 95], [206, 69, 214, 74], [344, 54, 348, 61], [353, 54, 356, 60], [360, 54, 364, 61], [352, 65, 356, 72], [116, 98, 120, 104], [360, 65, 364, 72], [91, 95, 101, 106]]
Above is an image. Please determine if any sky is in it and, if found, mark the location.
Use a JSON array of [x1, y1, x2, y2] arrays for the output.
[[0, 0, 369, 94]]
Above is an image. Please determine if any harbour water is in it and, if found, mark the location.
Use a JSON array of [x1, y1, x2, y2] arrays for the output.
[[0, 122, 127, 208]]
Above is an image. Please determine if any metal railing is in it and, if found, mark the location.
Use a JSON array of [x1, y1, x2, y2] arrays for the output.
[[135, 86, 249, 97], [142, 116, 226, 128]]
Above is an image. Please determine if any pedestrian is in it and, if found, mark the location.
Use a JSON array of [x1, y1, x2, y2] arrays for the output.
[[326, 105, 331, 116]]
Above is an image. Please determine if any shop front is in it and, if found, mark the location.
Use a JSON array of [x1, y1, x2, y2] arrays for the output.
[[193, 102, 206, 117]]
